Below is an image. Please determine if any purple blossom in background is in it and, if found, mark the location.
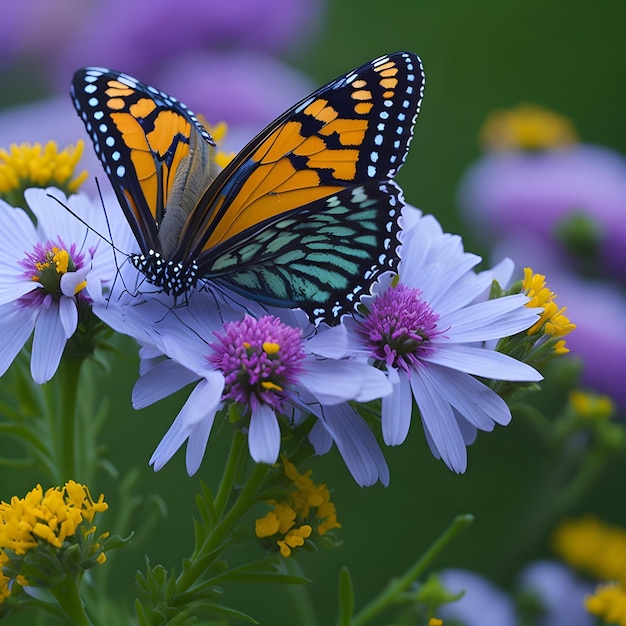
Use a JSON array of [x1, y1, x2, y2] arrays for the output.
[[438, 569, 517, 626], [518, 560, 595, 626], [1, 0, 324, 88], [458, 145, 626, 282], [458, 131, 626, 407]]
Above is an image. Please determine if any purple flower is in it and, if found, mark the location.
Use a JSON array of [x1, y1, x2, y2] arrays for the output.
[[518, 561, 595, 626], [0, 188, 122, 382], [53, 0, 323, 85], [438, 569, 517, 626], [458, 145, 626, 281], [343, 211, 542, 472], [96, 294, 391, 486]]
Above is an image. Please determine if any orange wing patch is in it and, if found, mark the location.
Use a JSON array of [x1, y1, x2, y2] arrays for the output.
[[196, 91, 377, 251], [109, 106, 193, 221]]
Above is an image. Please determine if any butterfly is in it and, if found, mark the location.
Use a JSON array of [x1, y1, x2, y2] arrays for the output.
[[71, 52, 425, 324]]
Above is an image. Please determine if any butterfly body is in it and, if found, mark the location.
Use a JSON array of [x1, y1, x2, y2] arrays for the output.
[[71, 52, 425, 323]]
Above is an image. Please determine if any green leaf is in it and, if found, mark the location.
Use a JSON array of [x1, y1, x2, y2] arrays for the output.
[[338, 566, 355, 626]]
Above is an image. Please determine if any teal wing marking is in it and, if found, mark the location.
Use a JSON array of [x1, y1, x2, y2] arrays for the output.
[[207, 181, 402, 321]]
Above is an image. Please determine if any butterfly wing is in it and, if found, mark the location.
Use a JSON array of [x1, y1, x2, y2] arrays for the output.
[[181, 52, 424, 260], [189, 52, 425, 321], [70, 67, 216, 255]]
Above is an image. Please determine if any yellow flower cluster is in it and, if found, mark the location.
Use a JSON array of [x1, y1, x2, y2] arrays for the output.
[[0, 481, 108, 601], [569, 390, 615, 421], [198, 119, 236, 170], [0, 140, 87, 197], [586, 582, 626, 626], [255, 456, 340, 557], [479, 103, 579, 151], [522, 268, 576, 354], [554, 516, 626, 624], [553, 516, 626, 585]]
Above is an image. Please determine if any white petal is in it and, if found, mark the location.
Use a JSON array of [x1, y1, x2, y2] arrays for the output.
[[149, 379, 220, 471], [382, 369, 413, 445], [299, 359, 363, 404], [423, 344, 542, 381], [58, 295, 78, 338], [320, 403, 389, 487], [0, 280, 39, 305], [420, 364, 511, 431], [0, 303, 36, 376], [440, 295, 538, 342], [31, 302, 67, 383], [248, 404, 280, 464], [305, 323, 348, 358], [410, 371, 468, 473], [309, 420, 333, 455], [0, 200, 38, 269], [60, 266, 89, 298], [132, 359, 206, 408]]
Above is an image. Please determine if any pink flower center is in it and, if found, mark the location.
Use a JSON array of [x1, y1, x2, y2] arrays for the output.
[[362, 284, 441, 372], [209, 316, 305, 412]]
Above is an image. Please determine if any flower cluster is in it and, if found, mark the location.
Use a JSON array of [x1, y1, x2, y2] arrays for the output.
[[0, 481, 108, 602], [553, 516, 626, 625], [0, 141, 87, 208], [459, 103, 626, 407], [0, 134, 564, 486], [255, 456, 340, 557]]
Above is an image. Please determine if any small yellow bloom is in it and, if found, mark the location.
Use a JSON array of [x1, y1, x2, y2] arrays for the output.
[[0, 481, 108, 556], [0, 481, 109, 604], [553, 516, 626, 585], [0, 140, 88, 199], [197, 119, 236, 170], [586, 582, 626, 626], [522, 268, 575, 350], [255, 456, 340, 556], [0, 551, 11, 602], [277, 525, 312, 557], [480, 103, 579, 151], [569, 390, 615, 421], [429, 619, 444, 626]]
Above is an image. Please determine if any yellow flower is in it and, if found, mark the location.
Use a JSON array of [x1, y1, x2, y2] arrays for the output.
[[0, 141, 88, 203], [586, 582, 626, 626], [0, 481, 108, 558], [522, 268, 575, 351], [255, 456, 340, 557], [480, 103, 579, 151], [569, 390, 615, 421], [197, 119, 236, 170], [553, 516, 626, 585], [0, 551, 11, 602]]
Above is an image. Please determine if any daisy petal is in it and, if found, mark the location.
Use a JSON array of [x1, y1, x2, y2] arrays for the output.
[[321, 403, 389, 487], [133, 360, 204, 409], [248, 404, 280, 464], [421, 364, 511, 430], [423, 344, 542, 381], [0, 303, 36, 376], [382, 369, 413, 445], [410, 372, 468, 473], [58, 295, 78, 338], [150, 379, 220, 472], [31, 302, 67, 384]]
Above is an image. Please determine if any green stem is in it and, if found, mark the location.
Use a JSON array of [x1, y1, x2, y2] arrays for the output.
[[57, 357, 84, 482], [284, 558, 319, 626], [350, 514, 474, 626], [179, 458, 272, 593], [213, 428, 246, 516], [49, 574, 92, 626]]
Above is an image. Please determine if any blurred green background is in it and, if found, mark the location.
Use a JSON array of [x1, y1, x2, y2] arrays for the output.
[[1, 1, 626, 624]]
